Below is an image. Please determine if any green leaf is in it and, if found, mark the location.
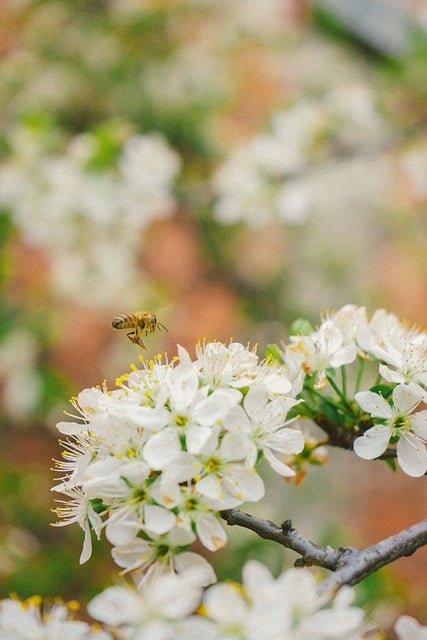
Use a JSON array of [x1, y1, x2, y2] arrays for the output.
[[318, 400, 341, 425], [90, 498, 108, 514], [370, 384, 393, 398], [385, 457, 397, 472], [289, 318, 313, 336]]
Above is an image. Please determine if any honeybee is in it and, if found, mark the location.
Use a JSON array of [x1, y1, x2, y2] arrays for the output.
[[112, 311, 168, 349]]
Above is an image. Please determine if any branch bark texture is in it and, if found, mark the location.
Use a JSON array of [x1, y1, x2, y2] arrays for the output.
[[221, 509, 427, 593]]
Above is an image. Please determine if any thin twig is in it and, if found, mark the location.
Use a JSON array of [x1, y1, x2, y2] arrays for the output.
[[220, 509, 427, 593], [220, 509, 350, 571], [318, 518, 427, 595]]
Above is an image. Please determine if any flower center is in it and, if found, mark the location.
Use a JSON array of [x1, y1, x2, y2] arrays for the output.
[[174, 414, 188, 427], [392, 413, 410, 433], [204, 456, 222, 474]]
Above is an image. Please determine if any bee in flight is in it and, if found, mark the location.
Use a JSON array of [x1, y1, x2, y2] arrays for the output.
[[112, 311, 168, 349]]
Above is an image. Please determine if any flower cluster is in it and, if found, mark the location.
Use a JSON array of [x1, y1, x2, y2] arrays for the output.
[[0, 562, 374, 640], [0, 596, 111, 640], [2, 564, 427, 639], [87, 561, 368, 640], [212, 88, 389, 228], [0, 120, 180, 305], [53, 342, 304, 580], [280, 305, 427, 477]]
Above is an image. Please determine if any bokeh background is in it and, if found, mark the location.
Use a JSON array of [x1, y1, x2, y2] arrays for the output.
[[0, 0, 426, 635]]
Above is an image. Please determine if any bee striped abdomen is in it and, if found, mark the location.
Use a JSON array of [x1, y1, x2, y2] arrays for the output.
[[112, 311, 167, 349], [111, 313, 149, 330]]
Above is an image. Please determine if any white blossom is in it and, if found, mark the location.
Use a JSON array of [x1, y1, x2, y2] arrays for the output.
[[0, 123, 181, 305], [88, 569, 205, 628], [211, 90, 386, 229], [53, 342, 303, 574], [395, 615, 427, 640], [221, 384, 304, 477], [198, 561, 366, 640], [51, 486, 104, 564], [288, 319, 357, 389], [0, 598, 111, 640], [354, 384, 427, 477]]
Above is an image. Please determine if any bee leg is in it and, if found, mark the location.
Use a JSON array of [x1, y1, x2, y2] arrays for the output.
[[127, 328, 146, 349], [135, 337, 147, 349], [142, 324, 154, 336]]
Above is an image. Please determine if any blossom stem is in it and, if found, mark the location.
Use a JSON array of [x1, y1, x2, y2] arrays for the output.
[[354, 356, 365, 394], [325, 374, 352, 411], [340, 365, 347, 397], [304, 386, 342, 416]]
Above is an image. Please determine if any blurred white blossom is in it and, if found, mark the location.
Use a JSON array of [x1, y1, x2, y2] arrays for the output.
[[198, 561, 366, 640], [0, 329, 41, 419], [84, 559, 369, 639], [0, 124, 181, 306], [0, 597, 112, 640], [400, 142, 427, 199], [212, 88, 389, 228], [395, 615, 427, 640]]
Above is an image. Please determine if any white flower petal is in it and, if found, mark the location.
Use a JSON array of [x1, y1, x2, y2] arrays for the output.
[[301, 607, 365, 635], [397, 433, 427, 477], [223, 465, 265, 502], [106, 510, 141, 546], [395, 615, 427, 640], [242, 560, 274, 597], [186, 425, 218, 455], [263, 447, 296, 477], [143, 428, 182, 469], [243, 385, 268, 421], [264, 427, 305, 455], [88, 586, 141, 626], [146, 571, 204, 619], [150, 478, 182, 508], [353, 425, 391, 459], [195, 476, 240, 509], [221, 405, 251, 433], [56, 420, 86, 435], [354, 391, 391, 419], [219, 431, 253, 461], [161, 452, 202, 484], [193, 388, 242, 425], [195, 476, 223, 501], [144, 505, 176, 535], [410, 411, 427, 440], [173, 551, 217, 587], [330, 342, 357, 367], [203, 582, 247, 624], [393, 383, 423, 414], [379, 364, 404, 384], [79, 520, 93, 564], [195, 512, 227, 551], [167, 363, 199, 411]]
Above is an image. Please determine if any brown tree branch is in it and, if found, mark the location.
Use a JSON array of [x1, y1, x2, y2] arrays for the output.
[[221, 509, 344, 570], [318, 518, 427, 595], [220, 509, 427, 592]]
